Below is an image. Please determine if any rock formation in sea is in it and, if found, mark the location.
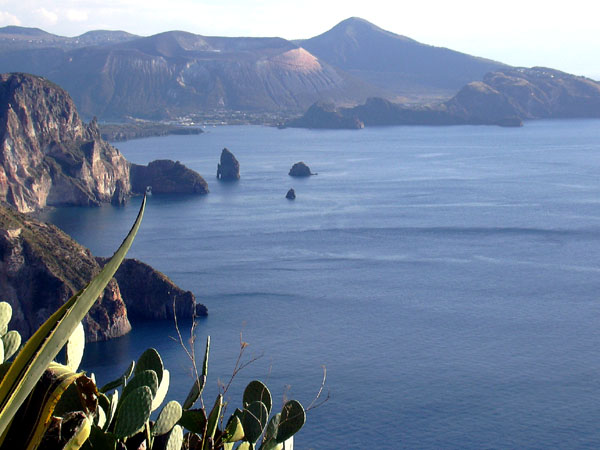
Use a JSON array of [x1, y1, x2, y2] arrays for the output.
[[0, 202, 208, 342], [97, 258, 207, 320], [130, 160, 209, 194], [217, 148, 240, 181], [286, 188, 296, 199], [0, 73, 131, 213], [289, 162, 313, 177]]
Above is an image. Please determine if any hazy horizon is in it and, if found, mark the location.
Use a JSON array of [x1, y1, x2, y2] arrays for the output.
[[1, 1, 599, 79]]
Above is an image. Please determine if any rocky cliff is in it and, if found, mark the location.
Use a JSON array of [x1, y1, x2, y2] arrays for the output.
[[0, 202, 130, 342], [0, 202, 208, 342], [0, 73, 131, 212], [97, 258, 207, 320], [288, 67, 600, 128], [130, 160, 209, 195]]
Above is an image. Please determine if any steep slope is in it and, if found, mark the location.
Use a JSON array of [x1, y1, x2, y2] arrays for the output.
[[288, 67, 600, 128], [0, 30, 380, 119], [0, 203, 130, 341], [0, 73, 131, 212], [297, 17, 506, 101]]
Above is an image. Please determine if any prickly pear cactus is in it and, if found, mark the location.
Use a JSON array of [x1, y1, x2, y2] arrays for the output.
[[243, 380, 272, 415], [276, 401, 305, 443], [121, 369, 159, 399], [135, 348, 164, 385], [241, 400, 269, 444], [0, 301, 21, 364], [113, 385, 153, 439], [152, 400, 183, 436]]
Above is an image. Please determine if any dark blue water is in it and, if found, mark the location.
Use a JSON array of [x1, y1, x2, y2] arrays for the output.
[[42, 121, 600, 449]]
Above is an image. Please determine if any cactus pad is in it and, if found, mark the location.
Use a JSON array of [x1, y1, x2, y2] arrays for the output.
[[165, 425, 183, 450], [243, 380, 272, 415], [242, 400, 269, 444], [135, 348, 163, 385], [0, 302, 12, 336], [2, 330, 21, 361], [122, 369, 158, 400], [152, 400, 182, 436], [113, 385, 153, 439], [275, 400, 305, 443]]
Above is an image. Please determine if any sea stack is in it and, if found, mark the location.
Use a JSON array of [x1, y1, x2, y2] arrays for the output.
[[217, 148, 240, 180], [286, 188, 296, 200], [289, 162, 313, 177]]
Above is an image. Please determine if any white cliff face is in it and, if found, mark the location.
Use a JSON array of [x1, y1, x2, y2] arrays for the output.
[[0, 73, 131, 212]]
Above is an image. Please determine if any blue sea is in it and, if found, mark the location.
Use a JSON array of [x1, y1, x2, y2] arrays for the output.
[[42, 121, 600, 449]]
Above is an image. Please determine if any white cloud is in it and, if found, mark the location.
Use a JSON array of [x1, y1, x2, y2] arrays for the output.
[[0, 11, 21, 26], [33, 7, 58, 26], [66, 9, 88, 22]]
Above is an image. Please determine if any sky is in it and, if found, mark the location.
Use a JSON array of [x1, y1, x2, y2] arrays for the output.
[[0, 0, 599, 79]]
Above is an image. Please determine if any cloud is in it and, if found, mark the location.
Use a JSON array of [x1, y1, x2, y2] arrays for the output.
[[0, 11, 21, 26], [33, 7, 58, 26], [66, 9, 88, 22]]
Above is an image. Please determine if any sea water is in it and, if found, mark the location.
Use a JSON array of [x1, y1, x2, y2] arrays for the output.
[[42, 121, 600, 449]]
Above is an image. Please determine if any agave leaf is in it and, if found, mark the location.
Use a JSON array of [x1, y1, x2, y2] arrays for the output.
[[0, 195, 145, 440], [65, 322, 85, 372], [0, 362, 81, 449]]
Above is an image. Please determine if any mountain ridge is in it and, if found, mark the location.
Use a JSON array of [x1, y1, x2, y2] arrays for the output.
[[297, 17, 506, 101], [0, 18, 509, 119]]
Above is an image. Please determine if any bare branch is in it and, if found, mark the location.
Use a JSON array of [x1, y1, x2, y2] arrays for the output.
[[306, 366, 330, 412]]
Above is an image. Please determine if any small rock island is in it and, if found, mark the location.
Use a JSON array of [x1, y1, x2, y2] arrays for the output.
[[217, 148, 240, 180], [289, 162, 313, 177], [286, 188, 296, 200]]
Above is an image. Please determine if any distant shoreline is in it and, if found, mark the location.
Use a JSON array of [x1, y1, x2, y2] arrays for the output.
[[99, 122, 204, 142]]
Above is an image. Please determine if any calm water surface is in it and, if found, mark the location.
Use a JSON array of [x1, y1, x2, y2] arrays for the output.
[[43, 121, 600, 449]]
